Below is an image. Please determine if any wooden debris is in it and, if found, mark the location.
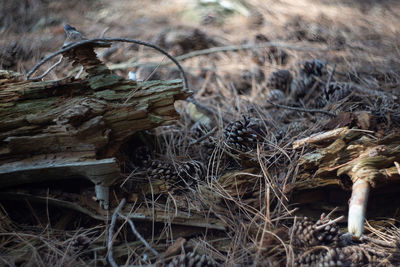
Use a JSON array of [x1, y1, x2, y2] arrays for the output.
[[0, 28, 190, 209], [290, 129, 400, 237], [292, 127, 350, 149]]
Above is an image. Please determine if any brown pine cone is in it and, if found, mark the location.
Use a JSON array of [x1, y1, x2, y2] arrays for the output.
[[291, 214, 342, 247], [223, 116, 266, 152], [148, 160, 205, 186], [266, 70, 293, 92], [167, 252, 216, 267], [318, 248, 349, 267], [341, 246, 368, 265], [300, 59, 326, 77], [324, 82, 353, 102], [149, 160, 176, 181], [177, 161, 205, 183], [295, 247, 350, 267], [290, 59, 326, 99]]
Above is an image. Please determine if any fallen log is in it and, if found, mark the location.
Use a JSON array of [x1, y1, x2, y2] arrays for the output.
[[0, 28, 191, 209]]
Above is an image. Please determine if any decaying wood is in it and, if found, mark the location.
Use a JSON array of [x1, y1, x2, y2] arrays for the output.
[[0, 36, 191, 208], [289, 126, 400, 237]]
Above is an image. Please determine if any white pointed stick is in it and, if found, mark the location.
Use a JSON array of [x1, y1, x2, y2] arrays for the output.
[[348, 179, 370, 238]]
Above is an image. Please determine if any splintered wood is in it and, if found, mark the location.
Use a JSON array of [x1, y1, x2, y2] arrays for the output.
[[290, 126, 400, 237], [0, 38, 190, 208]]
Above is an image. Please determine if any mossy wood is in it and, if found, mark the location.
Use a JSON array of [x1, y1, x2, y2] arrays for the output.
[[0, 40, 191, 192]]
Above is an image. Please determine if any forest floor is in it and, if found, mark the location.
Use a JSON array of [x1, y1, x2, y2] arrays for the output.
[[1, 0, 400, 266]]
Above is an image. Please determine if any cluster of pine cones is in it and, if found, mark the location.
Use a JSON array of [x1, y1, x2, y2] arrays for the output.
[[147, 159, 204, 186], [265, 59, 353, 108], [290, 214, 372, 266], [129, 145, 205, 187], [167, 252, 216, 267]]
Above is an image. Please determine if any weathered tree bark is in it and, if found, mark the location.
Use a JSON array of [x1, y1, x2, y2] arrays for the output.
[[0, 40, 191, 208]]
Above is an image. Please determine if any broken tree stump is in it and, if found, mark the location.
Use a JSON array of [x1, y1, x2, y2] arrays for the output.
[[0, 32, 191, 208]]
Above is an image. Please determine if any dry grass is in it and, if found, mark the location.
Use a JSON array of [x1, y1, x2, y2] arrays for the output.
[[1, 0, 400, 266]]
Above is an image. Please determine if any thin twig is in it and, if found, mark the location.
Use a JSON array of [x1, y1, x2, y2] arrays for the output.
[[118, 212, 164, 264], [175, 42, 330, 60], [100, 27, 110, 38], [189, 127, 217, 146], [315, 216, 345, 230], [265, 99, 336, 117], [26, 38, 189, 93], [33, 56, 63, 80], [108, 42, 333, 71], [108, 198, 126, 267], [325, 207, 339, 219], [75, 66, 84, 79]]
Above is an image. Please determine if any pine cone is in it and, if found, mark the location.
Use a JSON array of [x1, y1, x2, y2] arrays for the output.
[[341, 246, 368, 265], [300, 59, 326, 77], [223, 116, 265, 152], [266, 70, 293, 92], [295, 247, 349, 267], [167, 252, 216, 267], [148, 160, 205, 185], [291, 214, 342, 247], [290, 59, 326, 99], [318, 248, 349, 267], [149, 160, 176, 181], [177, 161, 205, 183], [324, 82, 353, 102]]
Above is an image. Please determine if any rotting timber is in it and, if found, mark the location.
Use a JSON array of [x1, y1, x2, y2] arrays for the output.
[[288, 125, 400, 237], [0, 38, 191, 209]]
